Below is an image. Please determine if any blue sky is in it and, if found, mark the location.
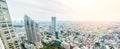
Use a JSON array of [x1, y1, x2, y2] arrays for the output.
[[7, 0, 120, 21]]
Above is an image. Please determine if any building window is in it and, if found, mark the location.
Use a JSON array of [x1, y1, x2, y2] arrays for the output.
[[4, 10, 8, 14], [2, 7, 7, 10], [6, 37, 10, 40], [8, 24, 12, 27], [0, 10, 2, 14], [15, 41, 18, 43], [2, 24, 7, 27], [8, 43, 14, 48], [12, 35, 15, 38], [5, 17, 11, 21], [0, 2, 7, 8], [10, 30, 14, 32], [4, 31, 9, 34], [0, 17, 5, 21]]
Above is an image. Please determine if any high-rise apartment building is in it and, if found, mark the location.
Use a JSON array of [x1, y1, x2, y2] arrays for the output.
[[24, 15, 42, 48], [0, 37, 5, 49], [0, 0, 21, 49], [51, 17, 56, 33], [24, 15, 33, 43], [49, 25, 52, 34]]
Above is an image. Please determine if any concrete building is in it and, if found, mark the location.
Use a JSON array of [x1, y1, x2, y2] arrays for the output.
[[0, 0, 21, 49], [24, 15, 42, 48], [51, 17, 56, 33], [49, 25, 52, 34], [24, 15, 32, 43], [55, 31, 59, 39]]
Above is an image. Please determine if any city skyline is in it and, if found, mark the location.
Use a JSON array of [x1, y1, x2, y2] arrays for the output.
[[1, 0, 120, 49], [7, 0, 120, 22]]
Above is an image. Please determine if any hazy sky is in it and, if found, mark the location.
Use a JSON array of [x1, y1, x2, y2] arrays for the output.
[[7, 0, 120, 21]]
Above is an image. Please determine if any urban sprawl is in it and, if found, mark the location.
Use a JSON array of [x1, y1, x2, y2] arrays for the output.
[[1, 0, 120, 49]]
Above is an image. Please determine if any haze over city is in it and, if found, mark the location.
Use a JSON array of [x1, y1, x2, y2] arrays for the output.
[[1, 0, 120, 49], [7, 0, 120, 21]]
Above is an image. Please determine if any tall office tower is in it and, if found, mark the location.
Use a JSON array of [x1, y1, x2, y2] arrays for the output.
[[0, 0, 21, 49], [55, 31, 59, 39], [49, 26, 52, 34], [24, 15, 32, 43], [24, 15, 42, 48], [51, 16, 56, 33], [31, 20, 37, 44], [34, 23, 41, 42]]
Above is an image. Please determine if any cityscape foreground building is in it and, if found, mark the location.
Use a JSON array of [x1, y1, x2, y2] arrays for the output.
[[0, 0, 21, 49]]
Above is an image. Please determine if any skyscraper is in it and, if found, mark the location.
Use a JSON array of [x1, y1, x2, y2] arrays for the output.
[[0, 0, 21, 49], [51, 16, 56, 33], [55, 31, 59, 39], [24, 15, 32, 43], [24, 15, 42, 48]]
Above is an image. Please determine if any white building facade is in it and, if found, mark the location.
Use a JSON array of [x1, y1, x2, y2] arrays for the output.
[[0, 0, 21, 49]]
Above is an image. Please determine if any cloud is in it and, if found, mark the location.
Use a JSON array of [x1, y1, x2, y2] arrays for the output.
[[7, 0, 61, 21], [6, 0, 120, 21]]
